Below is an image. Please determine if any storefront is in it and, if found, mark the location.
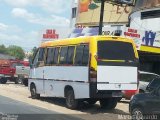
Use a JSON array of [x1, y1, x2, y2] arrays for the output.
[[129, 0, 160, 74], [71, 0, 160, 74]]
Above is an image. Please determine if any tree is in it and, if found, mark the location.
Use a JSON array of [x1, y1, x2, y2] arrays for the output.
[[28, 46, 37, 64], [0, 44, 7, 54], [7, 45, 25, 60]]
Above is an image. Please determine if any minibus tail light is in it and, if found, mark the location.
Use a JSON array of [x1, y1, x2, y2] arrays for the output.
[[90, 68, 97, 82], [94, 55, 102, 61]]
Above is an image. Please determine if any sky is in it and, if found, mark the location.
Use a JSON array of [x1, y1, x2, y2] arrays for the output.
[[0, 0, 74, 52]]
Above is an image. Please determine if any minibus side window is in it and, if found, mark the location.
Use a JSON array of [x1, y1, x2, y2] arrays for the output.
[[32, 49, 39, 68], [59, 47, 68, 64], [82, 45, 89, 66], [74, 45, 84, 65], [66, 46, 75, 64], [38, 48, 44, 61], [46, 48, 55, 65], [37, 48, 45, 67], [53, 47, 59, 64]]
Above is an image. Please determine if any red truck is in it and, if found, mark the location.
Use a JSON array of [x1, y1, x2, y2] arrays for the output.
[[0, 59, 19, 84], [0, 59, 29, 85]]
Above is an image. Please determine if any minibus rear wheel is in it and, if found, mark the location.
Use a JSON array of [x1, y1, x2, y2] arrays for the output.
[[100, 98, 118, 109], [30, 84, 40, 99], [65, 89, 78, 109]]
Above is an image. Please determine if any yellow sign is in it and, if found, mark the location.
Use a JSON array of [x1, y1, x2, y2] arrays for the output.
[[76, 0, 133, 26]]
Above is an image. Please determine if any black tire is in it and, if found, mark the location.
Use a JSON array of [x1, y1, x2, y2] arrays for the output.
[[23, 78, 28, 86], [0, 77, 7, 84], [117, 97, 122, 101], [100, 98, 118, 109], [65, 89, 79, 109], [15, 78, 20, 84], [131, 107, 144, 120], [86, 99, 97, 105], [30, 84, 40, 99]]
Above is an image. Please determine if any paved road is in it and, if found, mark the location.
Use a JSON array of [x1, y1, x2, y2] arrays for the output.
[[0, 95, 82, 120]]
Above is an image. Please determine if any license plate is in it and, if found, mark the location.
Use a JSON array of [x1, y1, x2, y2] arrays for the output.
[[112, 92, 122, 97]]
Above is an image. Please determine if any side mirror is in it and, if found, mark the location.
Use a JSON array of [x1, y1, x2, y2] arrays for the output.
[[30, 64, 33, 68]]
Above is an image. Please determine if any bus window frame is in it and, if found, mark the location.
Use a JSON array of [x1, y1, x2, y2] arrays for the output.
[[46, 47, 55, 65], [43, 43, 90, 67], [66, 46, 76, 65], [53, 47, 60, 65], [74, 43, 89, 66], [59, 46, 69, 65], [31, 48, 39, 68], [31, 47, 46, 68]]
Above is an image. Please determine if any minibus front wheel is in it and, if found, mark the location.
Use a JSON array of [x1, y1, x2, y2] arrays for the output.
[[30, 83, 40, 99]]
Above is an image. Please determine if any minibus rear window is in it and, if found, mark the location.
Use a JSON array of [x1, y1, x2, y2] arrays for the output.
[[98, 41, 135, 61]]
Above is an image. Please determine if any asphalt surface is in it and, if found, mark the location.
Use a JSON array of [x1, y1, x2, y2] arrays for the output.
[[0, 95, 82, 120]]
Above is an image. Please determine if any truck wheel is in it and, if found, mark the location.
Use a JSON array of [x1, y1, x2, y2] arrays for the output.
[[100, 98, 118, 109], [65, 89, 78, 109], [15, 78, 20, 84], [23, 78, 28, 86], [30, 84, 40, 99], [0, 77, 7, 84]]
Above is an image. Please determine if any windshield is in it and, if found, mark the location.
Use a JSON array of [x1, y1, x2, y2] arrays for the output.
[[149, 78, 160, 88], [140, 73, 159, 82], [97, 41, 135, 61], [11, 63, 24, 68]]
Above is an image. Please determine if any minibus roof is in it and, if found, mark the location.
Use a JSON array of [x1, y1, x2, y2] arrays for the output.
[[41, 35, 134, 47]]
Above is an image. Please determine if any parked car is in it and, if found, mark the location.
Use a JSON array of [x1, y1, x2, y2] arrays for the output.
[[139, 71, 159, 93], [0, 59, 19, 84], [146, 77, 160, 92], [0, 59, 29, 84], [15, 61, 30, 86], [121, 71, 159, 100], [129, 85, 160, 120]]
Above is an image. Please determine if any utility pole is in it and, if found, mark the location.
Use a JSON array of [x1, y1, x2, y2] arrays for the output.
[[98, 0, 105, 35]]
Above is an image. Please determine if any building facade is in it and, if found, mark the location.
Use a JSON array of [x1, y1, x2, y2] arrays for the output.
[[70, 0, 160, 74]]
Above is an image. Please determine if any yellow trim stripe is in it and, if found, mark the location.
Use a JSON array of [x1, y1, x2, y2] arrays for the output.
[[140, 45, 160, 54]]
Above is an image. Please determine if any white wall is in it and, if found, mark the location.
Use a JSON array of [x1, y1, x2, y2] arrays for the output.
[[130, 8, 160, 31]]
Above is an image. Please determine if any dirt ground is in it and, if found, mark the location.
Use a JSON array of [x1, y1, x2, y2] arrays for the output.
[[0, 82, 131, 120]]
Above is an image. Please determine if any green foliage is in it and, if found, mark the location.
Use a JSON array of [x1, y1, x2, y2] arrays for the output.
[[0, 44, 7, 54], [28, 46, 37, 63], [7, 45, 25, 60], [0, 44, 25, 60], [32, 47, 37, 54], [89, 3, 99, 10]]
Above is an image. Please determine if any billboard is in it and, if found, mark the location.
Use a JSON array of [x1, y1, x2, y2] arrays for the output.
[[40, 28, 71, 42], [69, 27, 160, 51], [76, 0, 133, 26]]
